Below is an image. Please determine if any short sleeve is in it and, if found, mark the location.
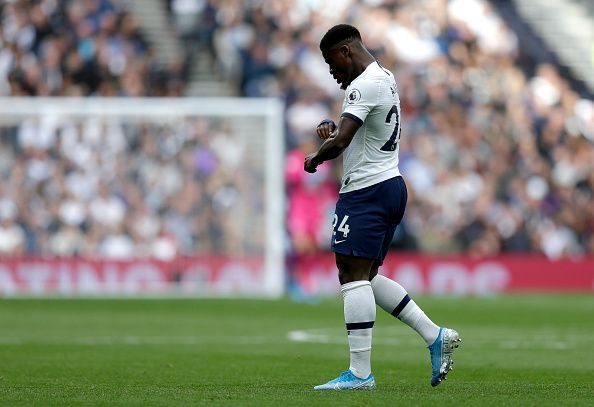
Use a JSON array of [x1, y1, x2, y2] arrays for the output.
[[341, 79, 379, 126]]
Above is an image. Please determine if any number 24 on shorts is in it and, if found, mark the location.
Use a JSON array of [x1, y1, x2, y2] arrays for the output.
[[332, 214, 350, 238]]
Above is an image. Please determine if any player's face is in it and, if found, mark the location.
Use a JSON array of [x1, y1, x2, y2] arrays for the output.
[[322, 46, 353, 90]]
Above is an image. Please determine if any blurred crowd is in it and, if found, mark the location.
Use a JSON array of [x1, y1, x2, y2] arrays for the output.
[[0, 0, 593, 260], [0, 0, 182, 96], [0, 115, 263, 258], [167, 0, 594, 259], [0, 0, 263, 259]]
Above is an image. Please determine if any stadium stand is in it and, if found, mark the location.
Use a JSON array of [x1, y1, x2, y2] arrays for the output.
[[0, 0, 592, 261], [167, 0, 592, 259], [512, 0, 594, 92], [0, 0, 182, 96], [0, 0, 251, 259]]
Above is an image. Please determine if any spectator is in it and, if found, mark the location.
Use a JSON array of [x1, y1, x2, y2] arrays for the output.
[[0, 199, 25, 256]]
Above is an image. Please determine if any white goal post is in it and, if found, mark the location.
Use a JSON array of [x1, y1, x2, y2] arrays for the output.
[[0, 97, 285, 298]]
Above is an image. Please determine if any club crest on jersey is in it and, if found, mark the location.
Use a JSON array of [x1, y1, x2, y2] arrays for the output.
[[347, 89, 361, 104]]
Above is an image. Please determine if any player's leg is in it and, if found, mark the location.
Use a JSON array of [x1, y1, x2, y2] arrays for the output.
[[316, 179, 394, 390], [367, 175, 439, 342], [337, 253, 376, 380], [367, 175, 439, 343], [368, 176, 461, 386], [370, 261, 461, 386], [369, 263, 440, 346], [314, 253, 377, 390]]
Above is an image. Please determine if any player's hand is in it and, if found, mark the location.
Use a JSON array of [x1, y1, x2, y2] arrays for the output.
[[316, 119, 336, 140], [304, 153, 321, 173]]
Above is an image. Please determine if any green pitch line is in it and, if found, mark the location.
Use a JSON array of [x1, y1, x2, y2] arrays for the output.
[[0, 295, 592, 406]]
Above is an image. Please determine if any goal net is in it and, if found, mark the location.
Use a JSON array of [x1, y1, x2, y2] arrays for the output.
[[0, 97, 285, 297]]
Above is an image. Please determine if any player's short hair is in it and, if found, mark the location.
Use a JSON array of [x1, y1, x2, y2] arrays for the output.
[[319, 24, 362, 51]]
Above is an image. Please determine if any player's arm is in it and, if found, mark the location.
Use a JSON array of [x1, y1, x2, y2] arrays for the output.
[[304, 115, 361, 173]]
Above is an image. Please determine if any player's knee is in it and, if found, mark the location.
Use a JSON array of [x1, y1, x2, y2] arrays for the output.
[[336, 261, 354, 284], [338, 268, 355, 285], [335, 252, 377, 284], [368, 264, 380, 281], [339, 270, 366, 285], [336, 257, 372, 284]]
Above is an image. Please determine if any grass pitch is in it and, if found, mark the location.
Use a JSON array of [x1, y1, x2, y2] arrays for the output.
[[0, 294, 592, 406]]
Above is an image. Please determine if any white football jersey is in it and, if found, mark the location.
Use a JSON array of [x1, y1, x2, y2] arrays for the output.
[[340, 61, 401, 193]]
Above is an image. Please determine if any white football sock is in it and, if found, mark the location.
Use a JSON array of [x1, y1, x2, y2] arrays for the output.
[[370, 275, 440, 345], [341, 280, 376, 379]]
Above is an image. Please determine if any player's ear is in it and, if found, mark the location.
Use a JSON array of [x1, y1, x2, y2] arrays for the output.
[[339, 44, 350, 58]]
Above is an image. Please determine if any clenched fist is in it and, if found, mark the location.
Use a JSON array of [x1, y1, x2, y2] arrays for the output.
[[304, 153, 321, 173]]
